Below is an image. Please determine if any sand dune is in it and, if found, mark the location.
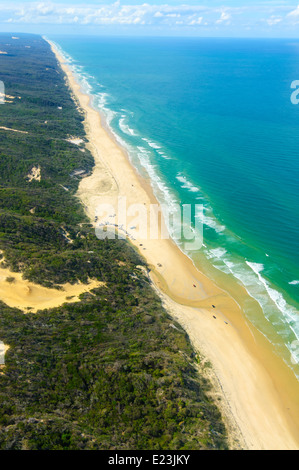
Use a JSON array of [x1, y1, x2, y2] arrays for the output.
[[0, 265, 104, 313], [0, 126, 28, 134]]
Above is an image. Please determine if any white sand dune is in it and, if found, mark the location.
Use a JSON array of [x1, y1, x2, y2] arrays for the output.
[[0, 265, 104, 313], [0, 126, 28, 134], [27, 165, 41, 182]]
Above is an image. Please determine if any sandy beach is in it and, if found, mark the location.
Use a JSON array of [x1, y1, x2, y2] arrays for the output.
[[47, 39, 299, 450]]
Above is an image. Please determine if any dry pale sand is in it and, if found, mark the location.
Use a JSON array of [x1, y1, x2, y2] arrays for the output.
[[0, 126, 27, 134], [27, 165, 41, 182], [0, 342, 10, 365], [48, 39, 299, 450], [0, 265, 104, 313]]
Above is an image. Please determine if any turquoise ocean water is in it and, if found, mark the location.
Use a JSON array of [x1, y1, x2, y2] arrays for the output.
[[49, 36, 299, 377]]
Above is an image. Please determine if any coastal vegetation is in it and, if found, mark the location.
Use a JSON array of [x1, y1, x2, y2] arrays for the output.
[[0, 33, 228, 450]]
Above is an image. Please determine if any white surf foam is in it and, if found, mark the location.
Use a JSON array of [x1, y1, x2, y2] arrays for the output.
[[176, 174, 200, 193], [206, 247, 299, 369], [207, 247, 227, 259], [142, 137, 162, 150], [195, 211, 226, 234], [119, 116, 137, 136], [247, 262, 299, 323]]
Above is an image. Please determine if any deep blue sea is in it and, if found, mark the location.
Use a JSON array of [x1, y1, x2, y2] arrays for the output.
[[49, 35, 299, 376]]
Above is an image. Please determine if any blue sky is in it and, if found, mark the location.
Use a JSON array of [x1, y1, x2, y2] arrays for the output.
[[1, 1, 299, 37]]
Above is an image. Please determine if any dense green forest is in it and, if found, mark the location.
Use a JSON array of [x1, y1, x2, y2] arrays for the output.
[[0, 33, 228, 450]]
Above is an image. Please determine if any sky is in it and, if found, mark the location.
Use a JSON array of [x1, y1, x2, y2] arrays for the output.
[[1, 1, 299, 37]]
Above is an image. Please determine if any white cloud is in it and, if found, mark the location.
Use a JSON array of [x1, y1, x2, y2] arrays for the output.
[[216, 11, 231, 24], [0, 2, 298, 31], [287, 5, 299, 17], [0, 2, 211, 26], [266, 16, 282, 26], [189, 17, 203, 26]]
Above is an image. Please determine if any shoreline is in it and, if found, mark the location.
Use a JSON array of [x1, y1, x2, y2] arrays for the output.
[[48, 38, 299, 450]]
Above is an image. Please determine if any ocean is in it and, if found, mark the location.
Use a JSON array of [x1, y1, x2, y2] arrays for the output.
[[49, 35, 299, 377]]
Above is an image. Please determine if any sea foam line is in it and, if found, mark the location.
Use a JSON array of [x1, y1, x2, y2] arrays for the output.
[[246, 262, 299, 325], [207, 245, 299, 352], [119, 115, 137, 137], [176, 174, 200, 193]]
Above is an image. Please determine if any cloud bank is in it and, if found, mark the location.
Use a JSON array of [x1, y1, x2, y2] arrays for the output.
[[1, 2, 299, 31]]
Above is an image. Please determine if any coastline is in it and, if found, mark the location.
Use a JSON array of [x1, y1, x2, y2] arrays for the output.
[[48, 38, 299, 450]]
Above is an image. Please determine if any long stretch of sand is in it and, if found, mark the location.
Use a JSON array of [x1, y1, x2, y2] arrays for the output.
[[48, 39, 299, 450]]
